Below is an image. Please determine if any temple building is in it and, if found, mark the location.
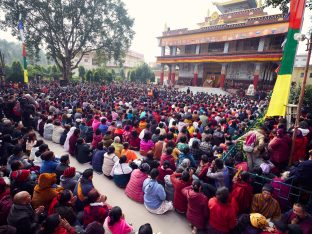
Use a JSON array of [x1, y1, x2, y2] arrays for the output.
[[156, 0, 289, 90]]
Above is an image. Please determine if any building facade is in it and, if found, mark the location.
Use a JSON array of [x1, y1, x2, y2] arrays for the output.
[[73, 50, 144, 76], [292, 54, 312, 85], [156, 0, 289, 90]]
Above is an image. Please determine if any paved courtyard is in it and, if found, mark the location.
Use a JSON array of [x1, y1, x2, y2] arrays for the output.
[[177, 86, 230, 95]]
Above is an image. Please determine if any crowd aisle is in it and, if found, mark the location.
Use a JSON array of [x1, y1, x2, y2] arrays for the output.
[[42, 137, 190, 234]]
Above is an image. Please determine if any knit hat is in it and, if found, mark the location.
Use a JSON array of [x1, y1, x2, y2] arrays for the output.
[[262, 183, 274, 193], [250, 213, 268, 229], [63, 167, 76, 177], [10, 170, 30, 182], [85, 221, 104, 234]]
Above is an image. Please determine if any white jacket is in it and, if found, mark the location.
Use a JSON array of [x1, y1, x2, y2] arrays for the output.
[[52, 125, 64, 144]]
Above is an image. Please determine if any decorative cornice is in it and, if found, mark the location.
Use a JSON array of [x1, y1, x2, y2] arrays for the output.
[[161, 14, 288, 38]]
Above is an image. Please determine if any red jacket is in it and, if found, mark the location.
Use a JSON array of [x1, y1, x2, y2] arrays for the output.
[[292, 136, 308, 163], [170, 173, 192, 213], [160, 154, 176, 171], [230, 181, 253, 214], [208, 197, 237, 233], [182, 186, 208, 229], [157, 166, 173, 184], [268, 135, 291, 164]]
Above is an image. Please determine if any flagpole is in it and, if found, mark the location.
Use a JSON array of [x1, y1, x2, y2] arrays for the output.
[[289, 33, 312, 165], [18, 14, 29, 86]]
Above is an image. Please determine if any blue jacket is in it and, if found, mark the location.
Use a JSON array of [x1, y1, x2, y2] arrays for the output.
[[74, 177, 94, 211], [177, 152, 196, 168], [98, 124, 108, 135], [92, 149, 106, 173], [40, 159, 60, 174], [143, 178, 166, 209]]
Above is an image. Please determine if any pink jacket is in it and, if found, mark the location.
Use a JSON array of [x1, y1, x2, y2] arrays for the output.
[[104, 216, 133, 234], [125, 169, 148, 203], [92, 119, 101, 132]]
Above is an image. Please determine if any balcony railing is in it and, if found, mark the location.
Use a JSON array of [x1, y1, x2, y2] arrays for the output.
[[160, 49, 283, 58]]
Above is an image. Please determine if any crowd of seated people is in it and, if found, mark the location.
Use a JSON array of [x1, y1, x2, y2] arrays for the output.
[[0, 82, 311, 234]]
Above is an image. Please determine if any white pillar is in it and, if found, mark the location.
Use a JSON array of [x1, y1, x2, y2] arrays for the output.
[[258, 37, 265, 52], [195, 45, 200, 54], [224, 42, 229, 53], [161, 46, 165, 56]]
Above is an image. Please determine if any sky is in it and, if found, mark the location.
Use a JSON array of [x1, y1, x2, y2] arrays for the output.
[[0, 0, 311, 63]]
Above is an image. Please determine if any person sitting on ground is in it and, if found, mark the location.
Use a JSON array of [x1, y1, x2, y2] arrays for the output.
[[68, 128, 80, 156], [7, 144, 31, 171], [157, 160, 174, 185], [207, 186, 237, 233], [9, 160, 36, 196], [83, 188, 109, 227], [103, 131, 114, 148], [138, 223, 154, 234], [182, 180, 209, 233], [0, 177, 12, 226], [142, 151, 160, 170], [143, 168, 173, 215], [129, 130, 140, 151], [160, 147, 176, 171], [48, 189, 77, 226], [206, 158, 230, 189], [52, 120, 64, 144], [40, 151, 60, 174], [40, 213, 77, 234], [111, 136, 124, 158], [55, 154, 70, 183], [102, 146, 119, 178], [282, 203, 312, 234], [98, 118, 108, 135], [92, 142, 106, 174], [103, 206, 134, 234], [111, 155, 133, 188], [195, 154, 212, 183], [32, 172, 63, 209], [60, 167, 80, 192], [120, 142, 137, 163], [76, 138, 93, 164], [177, 146, 196, 168], [74, 168, 94, 212], [154, 135, 165, 160], [92, 129, 103, 149], [231, 170, 253, 215], [7, 191, 45, 234], [29, 139, 44, 166], [140, 132, 155, 157], [251, 183, 281, 221], [43, 119, 54, 141], [125, 163, 150, 203], [170, 170, 193, 214]]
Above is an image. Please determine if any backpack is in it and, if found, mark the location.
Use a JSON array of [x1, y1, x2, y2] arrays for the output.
[[243, 132, 257, 153]]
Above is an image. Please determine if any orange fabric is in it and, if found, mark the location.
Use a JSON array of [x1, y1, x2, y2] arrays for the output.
[[121, 149, 138, 162]]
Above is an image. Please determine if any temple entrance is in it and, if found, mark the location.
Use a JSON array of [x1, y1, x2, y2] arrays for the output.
[[203, 63, 222, 87]]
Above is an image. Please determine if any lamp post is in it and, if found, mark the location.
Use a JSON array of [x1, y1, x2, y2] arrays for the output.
[[289, 32, 312, 165]]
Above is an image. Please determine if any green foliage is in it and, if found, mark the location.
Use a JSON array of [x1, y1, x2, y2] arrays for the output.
[[127, 71, 130, 80], [78, 66, 86, 82], [86, 70, 93, 82], [265, 0, 312, 12], [288, 84, 312, 111], [7, 61, 23, 82], [0, 0, 134, 81], [0, 39, 48, 65], [130, 63, 155, 83]]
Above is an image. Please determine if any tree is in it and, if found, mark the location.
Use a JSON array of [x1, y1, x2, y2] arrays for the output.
[[78, 66, 86, 82], [127, 71, 130, 80], [7, 61, 23, 82], [111, 69, 116, 80], [265, 0, 312, 12], [0, 0, 134, 81], [86, 70, 93, 83], [130, 63, 155, 83]]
